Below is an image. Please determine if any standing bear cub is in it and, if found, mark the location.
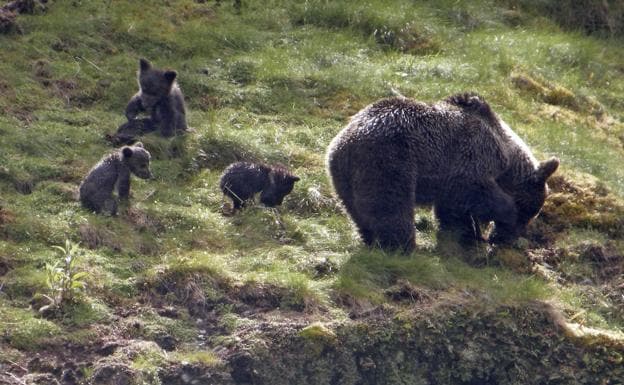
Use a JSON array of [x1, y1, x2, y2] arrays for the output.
[[326, 93, 559, 252], [124, 58, 188, 138], [220, 162, 300, 213], [79, 143, 152, 215]]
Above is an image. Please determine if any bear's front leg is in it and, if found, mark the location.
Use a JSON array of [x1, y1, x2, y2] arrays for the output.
[[154, 101, 176, 137], [117, 170, 131, 200], [125, 93, 145, 121], [377, 213, 416, 253], [434, 203, 480, 245], [467, 179, 518, 245]]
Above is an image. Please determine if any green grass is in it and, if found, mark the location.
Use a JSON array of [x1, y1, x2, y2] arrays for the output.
[[335, 249, 551, 305], [0, 300, 62, 350], [1, 0, 623, 360]]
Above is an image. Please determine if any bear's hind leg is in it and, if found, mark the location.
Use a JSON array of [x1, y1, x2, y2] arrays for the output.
[[351, 168, 417, 253], [340, 199, 375, 246], [103, 198, 118, 216], [358, 201, 415, 253], [376, 213, 416, 253]]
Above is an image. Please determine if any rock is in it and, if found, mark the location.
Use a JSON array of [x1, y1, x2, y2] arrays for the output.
[[90, 360, 137, 385], [61, 368, 78, 385], [159, 362, 233, 385], [154, 333, 178, 351], [98, 341, 121, 356], [23, 373, 60, 385], [157, 306, 180, 319], [27, 356, 56, 373]]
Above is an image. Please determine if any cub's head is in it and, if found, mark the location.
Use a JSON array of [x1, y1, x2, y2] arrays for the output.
[[122, 142, 153, 180], [137, 58, 177, 109], [260, 166, 300, 207]]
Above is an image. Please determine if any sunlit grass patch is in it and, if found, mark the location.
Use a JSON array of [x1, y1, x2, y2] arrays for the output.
[[334, 249, 552, 306], [169, 350, 223, 366], [334, 249, 450, 304], [0, 301, 62, 350]]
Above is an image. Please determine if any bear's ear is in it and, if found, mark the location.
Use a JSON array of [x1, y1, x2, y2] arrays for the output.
[[139, 58, 152, 72], [122, 146, 133, 158], [535, 157, 559, 183], [164, 71, 177, 84], [133, 142, 144, 148]]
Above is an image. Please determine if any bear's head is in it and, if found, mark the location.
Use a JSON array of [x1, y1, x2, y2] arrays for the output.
[[137, 58, 177, 109], [122, 142, 153, 180], [260, 166, 300, 207], [491, 157, 559, 243]]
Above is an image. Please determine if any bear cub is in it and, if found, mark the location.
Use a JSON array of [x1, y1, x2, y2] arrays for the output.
[[220, 162, 300, 213], [79, 142, 152, 215], [124, 58, 187, 138]]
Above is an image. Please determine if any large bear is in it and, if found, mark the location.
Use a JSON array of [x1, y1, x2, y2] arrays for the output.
[[79, 143, 152, 215], [124, 58, 188, 138], [220, 162, 300, 212], [326, 93, 559, 252]]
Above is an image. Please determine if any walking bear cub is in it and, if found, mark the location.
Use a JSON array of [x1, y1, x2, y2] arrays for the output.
[[220, 162, 300, 212], [326, 93, 559, 252], [79, 143, 152, 215], [124, 58, 188, 138]]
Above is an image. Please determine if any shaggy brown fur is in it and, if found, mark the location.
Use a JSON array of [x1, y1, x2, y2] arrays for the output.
[[124, 58, 187, 138], [220, 162, 299, 211], [79, 143, 152, 215], [327, 93, 559, 252]]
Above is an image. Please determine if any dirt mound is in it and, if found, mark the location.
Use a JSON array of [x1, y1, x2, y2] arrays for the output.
[[527, 174, 624, 245], [223, 301, 624, 385]]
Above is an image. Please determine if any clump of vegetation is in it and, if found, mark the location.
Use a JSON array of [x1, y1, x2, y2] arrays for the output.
[[299, 321, 335, 340], [511, 72, 586, 111], [539, 174, 624, 239], [509, 0, 624, 37], [373, 22, 440, 54], [37, 240, 90, 315], [169, 350, 222, 366]]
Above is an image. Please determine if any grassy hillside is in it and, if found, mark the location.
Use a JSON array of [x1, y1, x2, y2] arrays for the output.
[[1, 0, 623, 383]]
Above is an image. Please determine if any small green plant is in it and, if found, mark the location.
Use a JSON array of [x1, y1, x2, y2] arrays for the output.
[[38, 240, 90, 313]]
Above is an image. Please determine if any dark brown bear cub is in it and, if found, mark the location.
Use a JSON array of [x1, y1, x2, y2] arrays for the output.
[[124, 58, 187, 138], [220, 162, 300, 212], [326, 93, 559, 253], [79, 143, 152, 215]]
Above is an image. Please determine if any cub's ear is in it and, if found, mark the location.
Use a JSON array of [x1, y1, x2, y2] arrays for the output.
[[139, 58, 152, 72], [133, 142, 144, 148], [535, 157, 559, 183], [164, 71, 177, 84], [122, 146, 133, 158], [291, 176, 300, 182]]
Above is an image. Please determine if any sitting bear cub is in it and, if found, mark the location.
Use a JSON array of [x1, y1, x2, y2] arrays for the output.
[[326, 93, 559, 252], [124, 58, 188, 138], [220, 162, 300, 212], [79, 142, 152, 215]]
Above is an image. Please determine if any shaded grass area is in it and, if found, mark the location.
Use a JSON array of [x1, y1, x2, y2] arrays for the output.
[[0, 0, 623, 379]]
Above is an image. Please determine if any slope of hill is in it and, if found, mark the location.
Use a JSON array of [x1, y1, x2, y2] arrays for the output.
[[1, 1, 623, 384]]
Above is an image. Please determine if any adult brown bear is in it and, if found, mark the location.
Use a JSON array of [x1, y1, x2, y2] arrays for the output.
[[326, 93, 559, 252]]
